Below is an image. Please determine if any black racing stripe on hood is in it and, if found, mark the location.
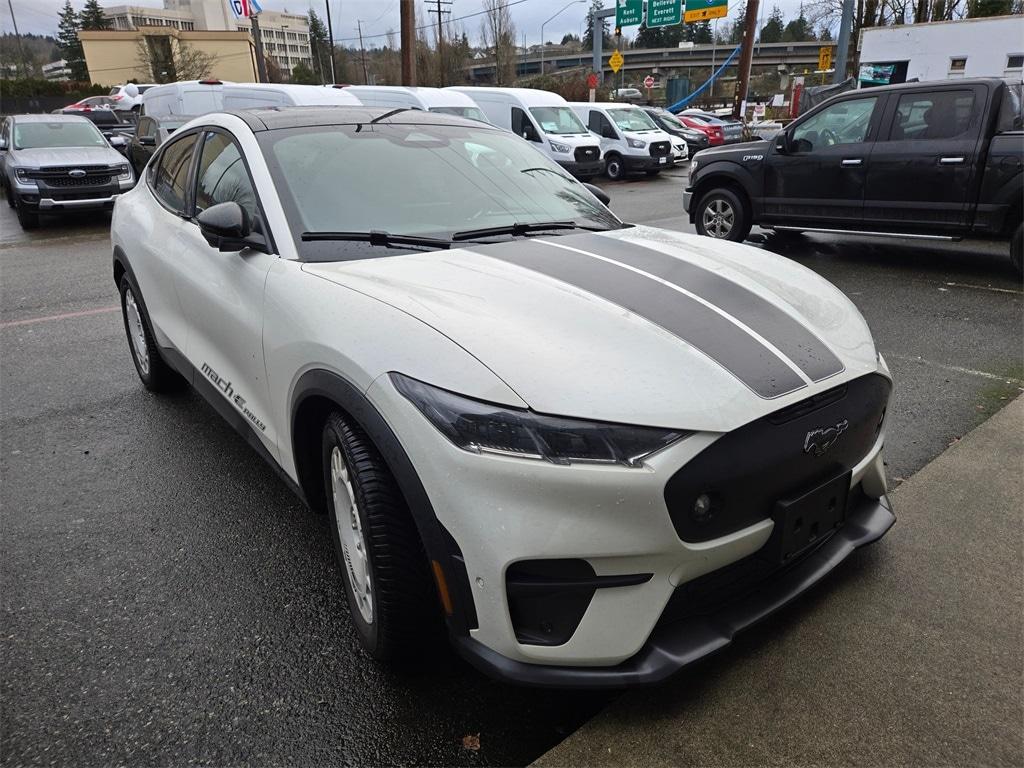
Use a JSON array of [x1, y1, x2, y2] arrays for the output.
[[474, 240, 806, 399], [564, 233, 845, 382]]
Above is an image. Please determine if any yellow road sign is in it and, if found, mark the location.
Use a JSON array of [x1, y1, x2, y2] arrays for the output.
[[818, 46, 833, 71], [684, 5, 727, 22], [609, 49, 624, 74]]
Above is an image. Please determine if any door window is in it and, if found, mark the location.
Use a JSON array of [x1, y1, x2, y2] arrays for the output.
[[791, 96, 878, 152], [511, 107, 540, 142], [194, 131, 260, 228], [589, 112, 617, 139], [886, 91, 977, 141], [151, 133, 198, 213]]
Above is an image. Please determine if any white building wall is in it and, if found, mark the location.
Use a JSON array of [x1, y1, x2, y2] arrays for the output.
[[859, 15, 1024, 83]]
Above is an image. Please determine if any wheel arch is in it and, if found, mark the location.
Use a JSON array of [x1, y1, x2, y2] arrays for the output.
[[690, 164, 757, 221], [290, 368, 479, 634]]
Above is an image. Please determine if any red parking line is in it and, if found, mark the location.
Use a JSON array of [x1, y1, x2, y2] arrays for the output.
[[0, 305, 120, 329]]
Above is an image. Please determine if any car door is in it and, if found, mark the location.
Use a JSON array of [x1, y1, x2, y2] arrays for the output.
[[173, 127, 279, 458], [131, 117, 156, 175], [137, 130, 202, 353], [862, 85, 987, 232], [761, 94, 885, 227], [587, 110, 619, 156]]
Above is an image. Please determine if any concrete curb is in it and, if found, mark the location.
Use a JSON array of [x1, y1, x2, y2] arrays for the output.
[[536, 397, 1023, 767]]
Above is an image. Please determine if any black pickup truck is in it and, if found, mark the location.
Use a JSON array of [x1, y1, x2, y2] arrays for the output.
[[684, 78, 1023, 274]]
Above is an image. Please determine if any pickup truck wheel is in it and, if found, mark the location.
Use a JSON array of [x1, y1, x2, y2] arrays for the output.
[[322, 412, 440, 661], [3, 180, 14, 209], [118, 275, 183, 393], [604, 154, 625, 181], [1011, 223, 1023, 276], [15, 200, 39, 230], [695, 188, 751, 242]]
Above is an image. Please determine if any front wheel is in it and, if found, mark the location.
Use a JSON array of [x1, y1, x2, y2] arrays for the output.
[[604, 153, 626, 181], [119, 275, 183, 392], [694, 187, 752, 242], [321, 412, 440, 661], [1011, 223, 1022, 277], [15, 199, 38, 230]]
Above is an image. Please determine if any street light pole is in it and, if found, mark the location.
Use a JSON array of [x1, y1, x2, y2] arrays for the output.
[[540, 0, 583, 75]]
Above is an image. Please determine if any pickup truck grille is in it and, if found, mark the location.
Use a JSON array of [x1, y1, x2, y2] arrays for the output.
[[574, 145, 600, 162], [41, 174, 113, 187], [649, 141, 671, 157], [27, 165, 117, 183]]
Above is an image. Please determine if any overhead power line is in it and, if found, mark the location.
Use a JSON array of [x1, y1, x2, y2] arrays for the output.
[[330, 0, 534, 43]]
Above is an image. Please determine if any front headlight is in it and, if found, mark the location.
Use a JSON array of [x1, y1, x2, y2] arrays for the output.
[[549, 140, 571, 153], [689, 157, 699, 175], [391, 373, 689, 467], [115, 163, 132, 181], [627, 138, 646, 149], [14, 168, 32, 182]]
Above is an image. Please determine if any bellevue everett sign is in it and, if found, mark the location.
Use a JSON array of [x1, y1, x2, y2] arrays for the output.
[[648, 0, 683, 27]]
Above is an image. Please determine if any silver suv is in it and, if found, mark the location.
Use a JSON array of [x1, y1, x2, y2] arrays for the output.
[[0, 114, 135, 230]]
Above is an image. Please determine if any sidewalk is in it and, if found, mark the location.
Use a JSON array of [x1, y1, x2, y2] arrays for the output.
[[536, 397, 1023, 767]]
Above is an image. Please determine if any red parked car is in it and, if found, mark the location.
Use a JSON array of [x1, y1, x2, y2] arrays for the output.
[[679, 115, 724, 146]]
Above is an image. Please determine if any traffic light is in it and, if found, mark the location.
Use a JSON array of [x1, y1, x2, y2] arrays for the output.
[[614, 25, 622, 37]]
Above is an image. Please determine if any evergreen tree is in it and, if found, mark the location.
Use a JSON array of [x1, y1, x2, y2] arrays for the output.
[[582, 0, 611, 51], [290, 61, 317, 83], [307, 8, 330, 83], [57, 0, 88, 81], [967, 0, 1012, 15], [79, 0, 112, 30], [760, 6, 785, 43], [782, 6, 813, 41], [730, 3, 748, 43], [692, 20, 713, 44]]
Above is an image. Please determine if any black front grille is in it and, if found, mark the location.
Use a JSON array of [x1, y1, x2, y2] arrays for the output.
[[664, 374, 890, 543], [649, 141, 671, 157], [574, 145, 600, 162], [39, 174, 112, 187]]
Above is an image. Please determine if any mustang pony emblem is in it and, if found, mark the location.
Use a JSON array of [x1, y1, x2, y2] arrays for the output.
[[804, 419, 849, 456]]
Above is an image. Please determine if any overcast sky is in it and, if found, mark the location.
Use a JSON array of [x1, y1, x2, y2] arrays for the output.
[[2, 0, 812, 46]]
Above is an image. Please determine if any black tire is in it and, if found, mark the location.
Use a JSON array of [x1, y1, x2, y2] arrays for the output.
[[1011, 223, 1022, 277], [604, 153, 626, 181], [321, 412, 440, 661], [15, 199, 38, 229], [3, 179, 14, 209], [694, 186, 752, 242], [118, 274, 183, 392]]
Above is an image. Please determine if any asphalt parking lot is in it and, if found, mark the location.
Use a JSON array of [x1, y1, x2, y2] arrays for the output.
[[2, 165, 1021, 767]]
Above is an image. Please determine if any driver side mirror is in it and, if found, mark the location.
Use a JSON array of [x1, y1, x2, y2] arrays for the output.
[[583, 182, 610, 206], [774, 132, 790, 154], [108, 135, 127, 148], [138, 136, 156, 146], [197, 201, 261, 252], [0, 138, 7, 151]]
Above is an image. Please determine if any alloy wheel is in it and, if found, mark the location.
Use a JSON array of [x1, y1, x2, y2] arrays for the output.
[[331, 446, 374, 624], [701, 197, 735, 238], [123, 288, 150, 375]]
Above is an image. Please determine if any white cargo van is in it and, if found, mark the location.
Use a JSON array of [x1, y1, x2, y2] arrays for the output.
[[569, 102, 676, 180], [449, 87, 603, 179], [142, 81, 361, 117], [341, 86, 490, 123]]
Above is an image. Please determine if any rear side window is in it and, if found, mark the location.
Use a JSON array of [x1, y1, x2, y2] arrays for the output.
[[888, 91, 977, 141], [151, 133, 198, 213]]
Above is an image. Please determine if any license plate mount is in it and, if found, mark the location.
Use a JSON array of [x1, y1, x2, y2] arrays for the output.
[[659, 156, 668, 164], [774, 472, 851, 564]]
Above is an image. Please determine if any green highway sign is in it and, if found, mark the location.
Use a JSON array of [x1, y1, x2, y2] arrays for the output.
[[684, 0, 728, 22], [616, 0, 643, 28], [648, 0, 683, 27]]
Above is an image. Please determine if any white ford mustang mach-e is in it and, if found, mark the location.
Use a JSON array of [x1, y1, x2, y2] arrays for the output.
[[110, 107, 894, 687]]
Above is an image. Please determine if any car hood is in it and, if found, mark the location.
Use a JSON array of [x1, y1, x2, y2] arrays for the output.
[[10, 145, 125, 168], [303, 227, 879, 433]]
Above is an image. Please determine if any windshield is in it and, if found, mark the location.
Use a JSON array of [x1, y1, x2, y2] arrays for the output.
[[430, 106, 490, 123], [260, 123, 621, 261], [13, 121, 107, 150], [608, 108, 657, 132], [528, 106, 587, 135], [653, 111, 685, 130]]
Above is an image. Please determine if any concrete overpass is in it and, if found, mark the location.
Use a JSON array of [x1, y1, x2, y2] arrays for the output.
[[466, 41, 825, 83]]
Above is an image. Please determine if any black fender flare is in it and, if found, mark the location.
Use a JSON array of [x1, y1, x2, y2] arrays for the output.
[[689, 162, 760, 221], [290, 369, 478, 634]]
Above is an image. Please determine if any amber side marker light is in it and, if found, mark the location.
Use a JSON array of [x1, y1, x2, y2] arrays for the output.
[[431, 560, 454, 616]]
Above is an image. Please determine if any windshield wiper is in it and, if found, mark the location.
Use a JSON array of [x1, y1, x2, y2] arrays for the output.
[[451, 220, 581, 241], [520, 167, 573, 180], [301, 230, 452, 249]]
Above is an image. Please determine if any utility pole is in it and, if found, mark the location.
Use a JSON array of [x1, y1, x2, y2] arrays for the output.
[[833, 0, 855, 84], [731, 0, 760, 120], [250, 13, 269, 82], [6, 0, 29, 79], [324, 0, 337, 82], [591, 6, 614, 84], [400, 0, 416, 85], [426, 0, 452, 86], [357, 20, 369, 84]]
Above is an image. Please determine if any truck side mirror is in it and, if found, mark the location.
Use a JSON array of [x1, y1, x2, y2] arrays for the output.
[[774, 133, 789, 154]]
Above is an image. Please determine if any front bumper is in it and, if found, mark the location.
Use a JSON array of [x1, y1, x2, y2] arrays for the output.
[[554, 158, 605, 179], [13, 177, 133, 212], [623, 153, 671, 172], [455, 491, 894, 688], [683, 187, 694, 214], [368, 368, 892, 681]]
